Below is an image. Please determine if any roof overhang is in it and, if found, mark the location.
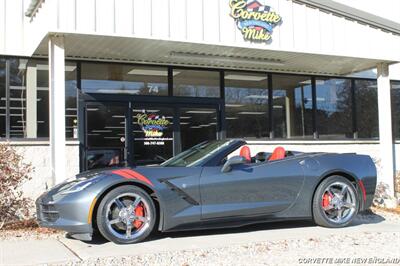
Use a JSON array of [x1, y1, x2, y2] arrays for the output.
[[33, 33, 393, 76], [294, 0, 400, 35]]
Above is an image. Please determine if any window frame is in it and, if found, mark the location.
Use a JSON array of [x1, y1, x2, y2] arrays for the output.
[[0, 56, 384, 142]]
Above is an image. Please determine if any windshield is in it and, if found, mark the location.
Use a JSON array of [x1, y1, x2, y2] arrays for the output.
[[161, 140, 235, 167]]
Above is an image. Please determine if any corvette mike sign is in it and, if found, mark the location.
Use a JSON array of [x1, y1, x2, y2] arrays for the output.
[[229, 0, 282, 42], [136, 111, 172, 146]]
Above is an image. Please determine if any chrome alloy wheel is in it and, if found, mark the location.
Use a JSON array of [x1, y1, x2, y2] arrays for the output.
[[105, 192, 151, 240], [321, 181, 357, 224]]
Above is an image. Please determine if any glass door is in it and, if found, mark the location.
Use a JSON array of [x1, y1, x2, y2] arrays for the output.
[[83, 101, 221, 169], [131, 106, 174, 165], [85, 102, 128, 170], [130, 105, 219, 165]]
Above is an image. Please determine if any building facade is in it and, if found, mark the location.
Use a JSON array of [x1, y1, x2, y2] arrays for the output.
[[1, 0, 400, 199]]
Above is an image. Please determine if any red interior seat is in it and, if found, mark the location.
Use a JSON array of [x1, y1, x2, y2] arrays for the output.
[[269, 146, 286, 161], [239, 146, 251, 162]]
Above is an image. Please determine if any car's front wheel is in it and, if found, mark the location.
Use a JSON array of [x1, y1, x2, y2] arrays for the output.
[[312, 176, 359, 228], [96, 185, 156, 244]]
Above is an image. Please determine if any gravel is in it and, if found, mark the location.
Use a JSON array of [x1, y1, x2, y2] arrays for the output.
[[57, 232, 400, 266], [56, 208, 399, 266], [1, 208, 399, 265]]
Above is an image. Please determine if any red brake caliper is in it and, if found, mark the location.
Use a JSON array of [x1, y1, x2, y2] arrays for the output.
[[133, 203, 144, 229], [322, 192, 332, 208]]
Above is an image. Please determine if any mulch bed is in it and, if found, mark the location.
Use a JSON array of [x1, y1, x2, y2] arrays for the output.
[[372, 205, 400, 215], [0, 219, 60, 234]]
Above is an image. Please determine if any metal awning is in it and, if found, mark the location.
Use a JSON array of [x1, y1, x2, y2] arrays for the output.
[[33, 33, 392, 76]]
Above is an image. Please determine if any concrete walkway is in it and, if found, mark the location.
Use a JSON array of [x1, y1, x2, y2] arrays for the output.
[[1, 217, 399, 265]]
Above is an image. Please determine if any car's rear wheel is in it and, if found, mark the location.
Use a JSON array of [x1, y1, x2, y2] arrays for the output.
[[312, 176, 359, 228], [96, 185, 156, 244]]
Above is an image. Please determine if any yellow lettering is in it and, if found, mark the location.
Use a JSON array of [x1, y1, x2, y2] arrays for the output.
[[242, 28, 271, 41], [229, 0, 246, 19]]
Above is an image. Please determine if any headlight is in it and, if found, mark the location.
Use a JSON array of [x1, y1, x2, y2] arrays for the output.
[[60, 179, 94, 195]]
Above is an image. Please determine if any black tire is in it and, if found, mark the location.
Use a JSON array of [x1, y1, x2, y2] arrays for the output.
[[96, 185, 156, 244], [312, 175, 359, 228]]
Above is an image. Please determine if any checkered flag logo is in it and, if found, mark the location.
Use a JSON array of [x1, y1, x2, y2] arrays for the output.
[[246, 0, 270, 12], [255, 5, 270, 12]]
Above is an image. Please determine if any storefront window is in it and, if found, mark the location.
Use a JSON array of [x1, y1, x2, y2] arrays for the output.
[[35, 60, 50, 138], [315, 78, 353, 139], [0, 58, 77, 139], [392, 81, 400, 139], [173, 69, 220, 97], [0, 59, 5, 138], [81, 63, 168, 96], [225, 72, 268, 139], [355, 80, 379, 139], [180, 108, 217, 151], [272, 74, 313, 138], [8, 59, 50, 138], [65, 62, 78, 139], [9, 59, 28, 138]]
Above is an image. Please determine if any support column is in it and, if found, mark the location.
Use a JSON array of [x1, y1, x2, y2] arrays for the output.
[[26, 66, 37, 138], [49, 35, 66, 186], [377, 62, 395, 197]]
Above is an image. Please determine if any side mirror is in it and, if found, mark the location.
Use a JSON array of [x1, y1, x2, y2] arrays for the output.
[[221, 155, 247, 173]]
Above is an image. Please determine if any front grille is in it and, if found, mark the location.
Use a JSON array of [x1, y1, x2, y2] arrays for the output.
[[36, 200, 59, 223]]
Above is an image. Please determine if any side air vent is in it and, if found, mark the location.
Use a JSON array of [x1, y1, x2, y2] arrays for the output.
[[160, 179, 199, 206]]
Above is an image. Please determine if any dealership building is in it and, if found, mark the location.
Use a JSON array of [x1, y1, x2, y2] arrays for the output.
[[1, 0, 400, 199]]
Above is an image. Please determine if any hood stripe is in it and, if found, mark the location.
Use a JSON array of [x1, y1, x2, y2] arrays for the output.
[[112, 169, 154, 187]]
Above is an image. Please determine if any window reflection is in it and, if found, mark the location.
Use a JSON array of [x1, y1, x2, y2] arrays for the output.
[[65, 62, 78, 139], [355, 80, 378, 139], [8, 59, 50, 138], [0, 59, 5, 138], [81, 63, 168, 96], [86, 104, 126, 169], [225, 72, 268, 139], [316, 78, 353, 139], [272, 74, 313, 138], [180, 108, 217, 151], [173, 69, 220, 97], [1, 59, 77, 139]]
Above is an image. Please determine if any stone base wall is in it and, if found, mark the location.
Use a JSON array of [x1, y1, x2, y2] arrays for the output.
[[8, 141, 80, 199]]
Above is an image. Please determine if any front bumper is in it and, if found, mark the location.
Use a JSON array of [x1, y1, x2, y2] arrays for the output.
[[36, 189, 95, 240]]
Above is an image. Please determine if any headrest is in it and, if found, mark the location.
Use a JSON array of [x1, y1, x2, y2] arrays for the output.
[[239, 146, 251, 162], [268, 146, 286, 161]]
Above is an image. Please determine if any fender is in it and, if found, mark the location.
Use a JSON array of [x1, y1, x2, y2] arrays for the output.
[[91, 175, 166, 231]]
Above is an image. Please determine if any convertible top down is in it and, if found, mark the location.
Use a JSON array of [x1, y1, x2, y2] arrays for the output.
[[36, 139, 377, 244]]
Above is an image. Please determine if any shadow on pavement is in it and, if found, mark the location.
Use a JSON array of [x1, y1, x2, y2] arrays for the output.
[[84, 220, 315, 245], [79, 211, 386, 245], [351, 210, 386, 226]]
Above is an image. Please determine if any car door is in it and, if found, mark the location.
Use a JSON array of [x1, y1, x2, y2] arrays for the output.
[[200, 157, 305, 220]]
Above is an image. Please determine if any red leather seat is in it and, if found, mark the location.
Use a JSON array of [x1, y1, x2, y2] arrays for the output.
[[269, 146, 286, 161], [239, 146, 251, 162]]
